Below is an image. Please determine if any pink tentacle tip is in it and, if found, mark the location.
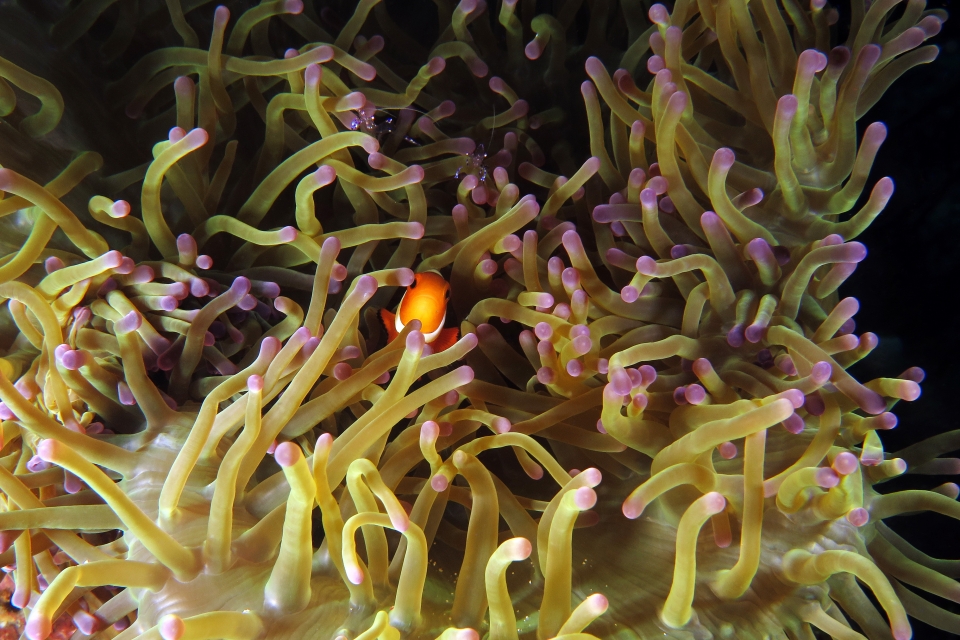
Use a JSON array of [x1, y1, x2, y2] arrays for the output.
[[164, 281, 189, 299], [648, 3, 670, 24], [525, 39, 544, 60], [278, 226, 298, 243], [284, 0, 304, 13], [27, 455, 50, 472], [354, 274, 379, 297], [230, 276, 252, 297], [776, 355, 797, 376], [673, 386, 688, 405], [247, 375, 264, 393], [726, 324, 745, 348], [777, 94, 799, 119], [571, 290, 588, 313], [106, 198, 130, 218], [331, 264, 348, 282], [61, 350, 86, 370], [97, 278, 120, 298], [583, 593, 609, 614], [783, 414, 805, 434], [168, 126, 186, 142], [815, 467, 840, 489], [561, 268, 581, 291], [685, 384, 707, 405], [339, 345, 361, 361], [622, 497, 644, 519], [36, 439, 59, 462], [407, 221, 425, 239], [635, 255, 658, 276], [508, 537, 533, 561], [900, 366, 925, 383], [810, 361, 832, 385], [476, 323, 495, 339], [777, 388, 804, 409], [431, 474, 449, 492], [406, 329, 426, 353], [159, 614, 186, 640], [537, 367, 556, 385], [129, 264, 154, 284], [533, 322, 553, 341], [25, 617, 51, 640], [491, 417, 511, 434], [116, 311, 142, 334], [718, 442, 738, 459], [118, 381, 136, 405], [859, 43, 882, 68], [304, 63, 322, 86], [571, 333, 591, 353], [185, 128, 209, 147], [238, 294, 258, 311], [176, 233, 197, 253], [703, 492, 727, 513], [73, 610, 103, 635], [821, 43, 852, 66], [606, 368, 631, 396], [842, 507, 870, 529], [523, 461, 544, 480], [579, 467, 602, 487], [427, 56, 446, 75], [832, 451, 859, 476], [275, 442, 303, 468], [44, 256, 65, 273], [468, 57, 489, 77], [798, 48, 829, 73], [699, 211, 721, 230], [574, 487, 598, 510], [584, 57, 608, 82], [421, 420, 440, 441], [116, 256, 135, 274], [173, 75, 194, 92], [314, 433, 334, 453], [332, 363, 352, 381]]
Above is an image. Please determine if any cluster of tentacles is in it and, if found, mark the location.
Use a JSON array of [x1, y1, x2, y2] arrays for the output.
[[0, 0, 957, 639]]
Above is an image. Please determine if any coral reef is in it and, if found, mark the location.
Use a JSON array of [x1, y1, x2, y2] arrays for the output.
[[0, 0, 957, 638]]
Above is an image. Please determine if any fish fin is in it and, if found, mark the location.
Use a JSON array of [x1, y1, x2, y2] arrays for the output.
[[380, 309, 399, 343], [431, 327, 460, 353]]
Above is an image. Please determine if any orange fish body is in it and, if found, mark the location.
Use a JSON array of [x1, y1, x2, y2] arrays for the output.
[[380, 271, 459, 352]]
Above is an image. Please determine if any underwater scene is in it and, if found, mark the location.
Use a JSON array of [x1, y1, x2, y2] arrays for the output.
[[0, 0, 958, 638]]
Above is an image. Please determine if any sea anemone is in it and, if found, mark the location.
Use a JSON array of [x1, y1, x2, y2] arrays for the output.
[[0, 0, 956, 639]]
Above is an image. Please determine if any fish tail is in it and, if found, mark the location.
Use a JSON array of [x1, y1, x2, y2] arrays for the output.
[[380, 309, 399, 343]]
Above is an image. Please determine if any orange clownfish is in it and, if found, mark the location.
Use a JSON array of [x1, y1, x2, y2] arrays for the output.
[[380, 271, 459, 352]]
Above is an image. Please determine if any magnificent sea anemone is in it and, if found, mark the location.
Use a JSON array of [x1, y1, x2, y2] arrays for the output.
[[0, 0, 956, 638]]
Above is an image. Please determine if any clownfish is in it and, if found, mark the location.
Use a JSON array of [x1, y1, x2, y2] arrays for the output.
[[380, 271, 459, 352]]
